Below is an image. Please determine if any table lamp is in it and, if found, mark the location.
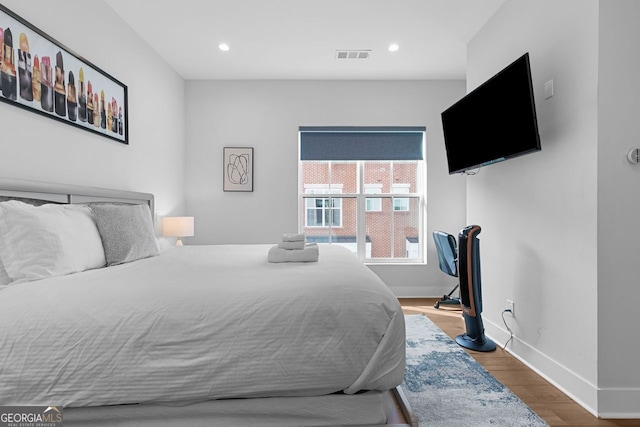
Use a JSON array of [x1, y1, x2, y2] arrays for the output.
[[162, 216, 194, 246]]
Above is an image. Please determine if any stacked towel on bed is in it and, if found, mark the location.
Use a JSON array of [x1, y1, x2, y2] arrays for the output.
[[268, 233, 319, 263]]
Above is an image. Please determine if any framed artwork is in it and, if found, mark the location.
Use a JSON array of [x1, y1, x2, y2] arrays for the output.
[[223, 147, 253, 192], [0, 4, 128, 144]]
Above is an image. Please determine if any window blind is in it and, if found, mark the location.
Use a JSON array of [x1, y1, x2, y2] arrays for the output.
[[299, 126, 425, 161]]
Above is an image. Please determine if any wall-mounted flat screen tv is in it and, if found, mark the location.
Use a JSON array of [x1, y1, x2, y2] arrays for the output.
[[441, 53, 541, 174]]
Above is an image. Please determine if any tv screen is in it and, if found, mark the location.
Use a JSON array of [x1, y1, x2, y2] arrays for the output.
[[441, 53, 541, 174]]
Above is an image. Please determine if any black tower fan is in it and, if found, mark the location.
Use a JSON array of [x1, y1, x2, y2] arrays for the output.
[[455, 225, 496, 352]]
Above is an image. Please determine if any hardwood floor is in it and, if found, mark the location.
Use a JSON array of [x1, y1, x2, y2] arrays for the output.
[[399, 298, 640, 427]]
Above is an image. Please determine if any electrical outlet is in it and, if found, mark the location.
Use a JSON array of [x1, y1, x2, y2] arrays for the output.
[[506, 299, 515, 316]]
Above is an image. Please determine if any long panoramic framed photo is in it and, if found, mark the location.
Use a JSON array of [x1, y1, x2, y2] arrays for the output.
[[0, 4, 128, 144]]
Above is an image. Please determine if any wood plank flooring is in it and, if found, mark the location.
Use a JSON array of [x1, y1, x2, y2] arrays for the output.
[[399, 298, 640, 427]]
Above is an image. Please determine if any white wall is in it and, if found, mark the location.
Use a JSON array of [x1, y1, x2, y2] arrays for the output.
[[468, 0, 640, 418], [597, 0, 640, 416], [184, 80, 467, 296], [0, 0, 186, 219], [466, 0, 600, 413]]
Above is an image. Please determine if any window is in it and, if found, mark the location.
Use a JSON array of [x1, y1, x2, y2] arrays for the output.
[[304, 185, 342, 227], [364, 184, 382, 212], [392, 184, 410, 211], [299, 127, 425, 263]]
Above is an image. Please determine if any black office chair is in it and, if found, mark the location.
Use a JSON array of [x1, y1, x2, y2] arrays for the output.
[[432, 230, 461, 309]]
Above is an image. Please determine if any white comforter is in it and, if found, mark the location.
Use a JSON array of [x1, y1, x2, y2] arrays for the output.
[[0, 244, 405, 407]]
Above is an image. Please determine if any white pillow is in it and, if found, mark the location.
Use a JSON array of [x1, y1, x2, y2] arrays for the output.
[[0, 201, 107, 284]]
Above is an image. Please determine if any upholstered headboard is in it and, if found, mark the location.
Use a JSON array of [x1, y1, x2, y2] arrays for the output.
[[0, 178, 154, 220]]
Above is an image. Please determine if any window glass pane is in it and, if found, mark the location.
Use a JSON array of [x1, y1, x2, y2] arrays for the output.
[[393, 197, 409, 211], [304, 198, 321, 227], [303, 203, 329, 240], [330, 161, 357, 193], [393, 161, 418, 192], [304, 197, 356, 254], [330, 197, 342, 227], [303, 197, 342, 227], [331, 197, 356, 253], [366, 197, 381, 212], [394, 196, 420, 258], [302, 161, 329, 189], [364, 161, 392, 191], [364, 184, 382, 212], [365, 196, 421, 259], [365, 197, 393, 258], [391, 184, 410, 211]]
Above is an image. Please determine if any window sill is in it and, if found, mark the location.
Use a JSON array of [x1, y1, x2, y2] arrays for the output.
[[364, 261, 426, 266]]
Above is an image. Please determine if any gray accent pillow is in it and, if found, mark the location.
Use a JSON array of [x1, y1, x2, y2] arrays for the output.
[[90, 204, 159, 266]]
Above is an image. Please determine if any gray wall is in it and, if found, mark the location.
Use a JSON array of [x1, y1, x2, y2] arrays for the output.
[[184, 80, 467, 296], [0, 0, 187, 220], [468, 0, 640, 417]]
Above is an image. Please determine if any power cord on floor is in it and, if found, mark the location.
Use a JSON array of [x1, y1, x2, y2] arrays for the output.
[[501, 309, 514, 350]]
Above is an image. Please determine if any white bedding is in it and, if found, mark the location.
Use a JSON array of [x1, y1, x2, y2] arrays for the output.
[[0, 244, 405, 408]]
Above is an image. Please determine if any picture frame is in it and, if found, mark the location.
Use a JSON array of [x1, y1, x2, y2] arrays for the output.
[[223, 147, 253, 192], [0, 4, 128, 144]]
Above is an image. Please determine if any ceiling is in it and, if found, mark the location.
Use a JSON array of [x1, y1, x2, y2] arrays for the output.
[[104, 0, 505, 80]]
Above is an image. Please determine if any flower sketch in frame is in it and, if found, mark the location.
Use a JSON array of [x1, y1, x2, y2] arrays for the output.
[[0, 4, 128, 144], [223, 147, 253, 192]]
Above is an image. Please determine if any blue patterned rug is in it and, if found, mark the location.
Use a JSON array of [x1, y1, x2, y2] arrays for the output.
[[402, 314, 549, 427]]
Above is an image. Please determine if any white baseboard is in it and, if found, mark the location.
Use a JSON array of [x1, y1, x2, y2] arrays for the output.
[[486, 319, 640, 418], [387, 285, 453, 298], [597, 388, 640, 419], [484, 319, 599, 417]]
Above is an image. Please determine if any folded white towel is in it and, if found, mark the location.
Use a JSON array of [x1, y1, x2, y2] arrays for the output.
[[282, 233, 306, 242], [268, 243, 319, 263], [278, 240, 306, 250]]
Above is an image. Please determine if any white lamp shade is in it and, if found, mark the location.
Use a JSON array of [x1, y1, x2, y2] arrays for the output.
[[162, 216, 195, 238]]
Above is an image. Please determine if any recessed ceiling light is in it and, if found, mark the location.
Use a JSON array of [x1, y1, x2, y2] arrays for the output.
[[388, 43, 399, 52], [218, 43, 230, 52]]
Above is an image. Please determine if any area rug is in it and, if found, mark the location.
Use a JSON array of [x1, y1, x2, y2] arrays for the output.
[[402, 314, 548, 427]]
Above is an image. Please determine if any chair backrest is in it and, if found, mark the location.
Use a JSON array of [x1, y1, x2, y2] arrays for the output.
[[433, 230, 458, 277]]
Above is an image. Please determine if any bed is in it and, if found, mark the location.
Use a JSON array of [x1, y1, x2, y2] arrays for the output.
[[0, 178, 416, 426]]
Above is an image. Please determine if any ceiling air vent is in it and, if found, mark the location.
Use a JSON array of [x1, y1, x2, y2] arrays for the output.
[[335, 50, 371, 60]]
